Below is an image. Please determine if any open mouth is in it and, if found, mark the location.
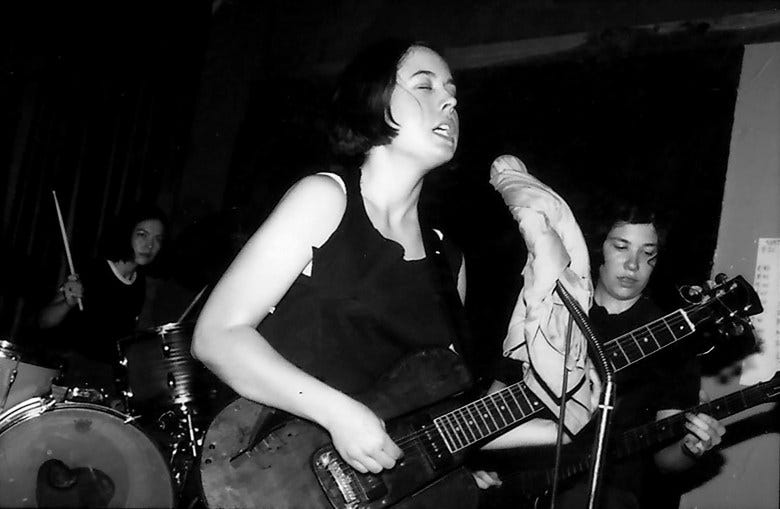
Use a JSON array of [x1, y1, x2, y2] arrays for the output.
[[432, 122, 457, 143]]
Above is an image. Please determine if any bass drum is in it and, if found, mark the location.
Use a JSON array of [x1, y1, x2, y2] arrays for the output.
[[0, 398, 174, 508]]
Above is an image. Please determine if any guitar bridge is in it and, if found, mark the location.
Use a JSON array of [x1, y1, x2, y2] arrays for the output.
[[313, 447, 388, 509]]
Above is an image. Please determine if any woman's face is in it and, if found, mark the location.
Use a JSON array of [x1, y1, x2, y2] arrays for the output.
[[131, 218, 165, 266], [387, 46, 458, 166], [597, 222, 659, 304]]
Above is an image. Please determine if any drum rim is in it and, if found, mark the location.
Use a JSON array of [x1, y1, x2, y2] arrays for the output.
[[0, 397, 176, 507], [0, 397, 153, 436], [0, 340, 63, 369], [117, 321, 195, 345]]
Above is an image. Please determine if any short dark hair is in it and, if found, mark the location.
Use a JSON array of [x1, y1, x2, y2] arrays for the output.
[[587, 200, 668, 271], [100, 202, 168, 264], [329, 38, 431, 159]]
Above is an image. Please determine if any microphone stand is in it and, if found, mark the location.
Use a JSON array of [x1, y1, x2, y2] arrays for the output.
[[554, 281, 616, 509]]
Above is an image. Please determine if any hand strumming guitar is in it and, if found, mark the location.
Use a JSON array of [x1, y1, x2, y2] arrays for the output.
[[322, 395, 403, 474]]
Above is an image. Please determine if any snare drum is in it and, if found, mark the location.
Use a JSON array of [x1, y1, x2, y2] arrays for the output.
[[118, 322, 228, 415], [0, 340, 61, 413], [0, 397, 174, 508]]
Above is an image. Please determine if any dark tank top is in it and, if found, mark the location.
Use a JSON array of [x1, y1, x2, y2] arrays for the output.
[[258, 170, 466, 395]]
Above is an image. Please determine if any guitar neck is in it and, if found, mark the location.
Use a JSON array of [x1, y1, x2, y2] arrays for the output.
[[617, 379, 774, 458], [433, 381, 546, 453], [605, 307, 698, 371], [526, 377, 777, 488]]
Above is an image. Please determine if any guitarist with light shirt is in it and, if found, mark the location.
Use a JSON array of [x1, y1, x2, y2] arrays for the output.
[[551, 201, 727, 509]]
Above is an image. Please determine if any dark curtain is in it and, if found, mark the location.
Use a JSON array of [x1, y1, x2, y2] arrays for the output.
[[0, 1, 210, 337]]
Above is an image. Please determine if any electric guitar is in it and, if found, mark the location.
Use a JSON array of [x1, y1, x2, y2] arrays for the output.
[[495, 370, 780, 505], [198, 275, 760, 509]]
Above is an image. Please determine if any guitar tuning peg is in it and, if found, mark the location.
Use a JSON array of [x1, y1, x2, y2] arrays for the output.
[[679, 284, 704, 303]]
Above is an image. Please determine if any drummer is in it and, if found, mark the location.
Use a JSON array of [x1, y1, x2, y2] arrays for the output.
[[37, 203, 168, 396]]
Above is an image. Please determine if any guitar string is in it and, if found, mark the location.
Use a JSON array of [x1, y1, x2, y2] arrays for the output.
[[500, 379, 775, 485], [387, 294, 740, 453], [338, 294, 742, 471], [602, 294, 732, 360], [379, 296, 732, 453]]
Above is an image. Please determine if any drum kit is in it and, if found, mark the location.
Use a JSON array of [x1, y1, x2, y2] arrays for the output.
[[0, 322, 232, 508]]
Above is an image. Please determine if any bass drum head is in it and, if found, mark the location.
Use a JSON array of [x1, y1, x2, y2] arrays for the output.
[[0, 399, 174, 508]]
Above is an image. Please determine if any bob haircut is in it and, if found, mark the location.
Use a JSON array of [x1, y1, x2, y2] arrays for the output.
[[329, 38, 436, 158], [99, 202, 168, 264], [587, 200, 669, 272]]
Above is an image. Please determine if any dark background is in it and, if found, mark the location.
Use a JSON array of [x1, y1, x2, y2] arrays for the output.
[[0, 1, 772, 377]]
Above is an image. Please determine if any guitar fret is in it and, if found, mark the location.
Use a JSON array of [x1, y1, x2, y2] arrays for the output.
[[489, 393, 510, 428], [627, 332, 645, 361], [474, 400, 498, 434], [612, 310, 696, 371], [455, 408, 478, 444], [479, 398, 501, 431], [632, 329, 658, 357], [470, 401, 494, 436], [505, 386, 527, 416], [645, 326, 662, 349], [516, 384, 541, 413], [608, 339, 630, 370], [431, 379, 557, 455], [661, 318, 675, 342], [464, 405, 486, 440], [438, 413, 464, 451], [449, 412, 470, 448], [497, 390, 519, 422], [434, 414, 457, 451]]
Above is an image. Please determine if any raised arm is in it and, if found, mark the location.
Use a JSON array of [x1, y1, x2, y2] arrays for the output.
[[38, 274, 83, 329]]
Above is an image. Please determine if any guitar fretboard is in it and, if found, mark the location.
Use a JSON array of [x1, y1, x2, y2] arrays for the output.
[[433, 381, 544, 453], [604, 309, 694, 371], [513, 375, 778, 491], [619, 378, 774, 457]]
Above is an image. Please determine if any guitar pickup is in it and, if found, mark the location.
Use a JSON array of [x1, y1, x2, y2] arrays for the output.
[[312, 447, 388, 508]]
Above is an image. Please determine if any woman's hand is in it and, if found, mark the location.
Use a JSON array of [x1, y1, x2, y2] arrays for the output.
[[324, 397, 403, 474], [60, 274, 84, 308], [681, 412, 726, 458], [472, 470, 502, 489]]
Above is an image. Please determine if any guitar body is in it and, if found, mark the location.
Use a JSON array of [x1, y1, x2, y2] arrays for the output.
[[200, 349, 481, 509]]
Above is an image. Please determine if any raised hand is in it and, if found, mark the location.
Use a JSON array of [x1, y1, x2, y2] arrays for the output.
[[60, 274, 84, 308]]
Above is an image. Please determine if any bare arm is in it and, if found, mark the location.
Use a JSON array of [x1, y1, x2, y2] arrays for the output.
[[480, 380, 564, 450], [192, 175, 401, 474]]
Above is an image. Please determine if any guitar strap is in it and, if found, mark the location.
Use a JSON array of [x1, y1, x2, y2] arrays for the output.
[[420, 225, 481, 386]]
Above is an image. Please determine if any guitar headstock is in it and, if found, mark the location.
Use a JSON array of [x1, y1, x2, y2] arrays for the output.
[[760, 371, 780, 401], [680, 275, 763, 353], [681, 274, 763, 317]]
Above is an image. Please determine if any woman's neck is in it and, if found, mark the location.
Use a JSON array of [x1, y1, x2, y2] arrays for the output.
[[360, 150, 426, 218], [593, 285, 641, 315], [111, 259, 138, 280]]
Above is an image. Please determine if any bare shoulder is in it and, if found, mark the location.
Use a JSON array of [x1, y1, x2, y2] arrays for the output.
[[268, 173, 347, 247], [281, 174, 346, 214]]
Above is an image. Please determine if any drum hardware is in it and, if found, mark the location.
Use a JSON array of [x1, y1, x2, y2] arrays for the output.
[[0, 362, 17, 409], [148, 403, 206, 494], [0, 339, 62, 413]]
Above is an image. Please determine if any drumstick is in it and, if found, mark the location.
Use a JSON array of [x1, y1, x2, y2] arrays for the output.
[[177, 284, 209, 323], [52, 190, 84, 311]]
